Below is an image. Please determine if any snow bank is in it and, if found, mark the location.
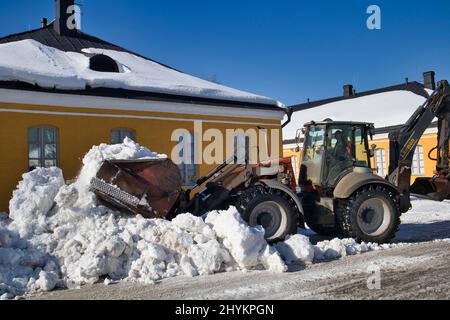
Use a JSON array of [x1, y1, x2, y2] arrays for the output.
[[0, 139, 286, 299], [275, 234, 314, 265], [9, 167, 65, 238], [206, 210, 287, 273], [274, 235, 393, 265], [0, 39, 282, 108]]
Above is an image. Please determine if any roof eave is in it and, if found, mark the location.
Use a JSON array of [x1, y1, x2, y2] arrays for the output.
[[0, 81, 284, 112]]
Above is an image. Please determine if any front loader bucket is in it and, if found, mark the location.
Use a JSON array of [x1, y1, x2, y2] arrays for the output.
[[411, 177, 450, 202], [90, 159, 183, 219]]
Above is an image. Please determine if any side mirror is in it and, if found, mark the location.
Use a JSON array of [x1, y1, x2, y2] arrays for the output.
[[296, 128, 306, 143], [295, 128, 305, 153], [295, 129, 301, 144], [369, 144, 377, 157]]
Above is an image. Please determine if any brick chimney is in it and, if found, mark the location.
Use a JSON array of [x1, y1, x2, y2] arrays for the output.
[[423, 71, 436, 90], [343, 84, 354, 97], [54, 0, 78, 36]]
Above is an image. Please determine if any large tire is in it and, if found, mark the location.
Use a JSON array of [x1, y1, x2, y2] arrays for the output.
[[336, 186, 400, 244], [235, 186, 298, 243]]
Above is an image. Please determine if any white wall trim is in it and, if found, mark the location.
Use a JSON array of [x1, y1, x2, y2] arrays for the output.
[[0, 107, 281, 127], [0, 88, 285, 121]]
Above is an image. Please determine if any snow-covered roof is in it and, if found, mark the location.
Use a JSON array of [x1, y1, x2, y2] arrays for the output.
[[0, 39, 284, 108], [283, 90, 431, 141]]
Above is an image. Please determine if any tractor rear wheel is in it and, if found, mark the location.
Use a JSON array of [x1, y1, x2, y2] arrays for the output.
[[336, 186, 401, 244], [236, 186, 298, 243]]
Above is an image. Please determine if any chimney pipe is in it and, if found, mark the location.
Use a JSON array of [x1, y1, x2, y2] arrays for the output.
[[343, 84, 354, 97], [41, 18, 48, 28], [423, 71, 436, 90], [54, 0, 78, 36]]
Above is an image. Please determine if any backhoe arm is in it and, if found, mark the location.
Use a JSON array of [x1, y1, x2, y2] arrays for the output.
[[388, 80, 450, 210]]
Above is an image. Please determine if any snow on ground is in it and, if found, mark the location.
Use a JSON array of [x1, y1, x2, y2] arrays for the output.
[[0, 39, 283, 108], [283, 90, 430, 140], [396, 197, 450, 242], [0, 139, 449, 300]]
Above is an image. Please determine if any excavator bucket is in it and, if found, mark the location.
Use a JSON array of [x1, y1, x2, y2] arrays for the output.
[[411, 176, 450, 202], [90, 159, 183, 219]]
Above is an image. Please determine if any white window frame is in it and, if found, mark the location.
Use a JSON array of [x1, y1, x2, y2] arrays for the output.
[[28, 126, 59, 170], [412, 145, 425, 176], [374, 148, 387, 178]]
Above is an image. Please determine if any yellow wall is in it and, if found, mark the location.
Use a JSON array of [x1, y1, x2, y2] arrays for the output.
[[0, 101, 282, 212], [283, 133, 439, 184], [367, 133, 438, 182]]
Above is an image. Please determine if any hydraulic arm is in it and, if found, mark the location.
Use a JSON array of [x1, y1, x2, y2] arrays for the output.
[[388, 80, 450, 209]]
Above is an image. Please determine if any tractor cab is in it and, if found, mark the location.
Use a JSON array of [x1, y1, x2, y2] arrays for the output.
[[298, 119, 375, 194]]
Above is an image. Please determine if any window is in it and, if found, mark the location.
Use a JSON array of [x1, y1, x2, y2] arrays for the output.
[[353, 127, 370, 167], [89, 54, 120, 73], [374, 149, 387, 177], [177, 132, 198, 186], [303, 125, 326, 161], [111, 129, 136, 144], [28, 126, 58, 171], [412, 145, 425, 176]]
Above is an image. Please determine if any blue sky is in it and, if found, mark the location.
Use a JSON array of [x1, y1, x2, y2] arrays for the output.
[[0, 0, 449, 105]]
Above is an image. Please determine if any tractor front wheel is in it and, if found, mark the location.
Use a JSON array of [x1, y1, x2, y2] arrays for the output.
[[236, 187, 298, 243]]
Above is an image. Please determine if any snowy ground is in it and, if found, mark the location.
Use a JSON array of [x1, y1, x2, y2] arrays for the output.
[[0, 139, 449, 300]]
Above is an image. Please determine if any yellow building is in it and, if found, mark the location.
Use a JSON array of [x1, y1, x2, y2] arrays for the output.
[[283, 74, 440, 183], [0, 1, 285, 212]]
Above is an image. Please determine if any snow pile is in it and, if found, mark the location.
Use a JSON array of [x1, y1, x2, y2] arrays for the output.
[[0, 139, 286, 299], [0, 39, 283, 107], [9, 167, 65, 238], [275, 234, 315, 265], [206, 210, 287, 273], [314, 238, 371, 261], [274, 235, 401, 265]]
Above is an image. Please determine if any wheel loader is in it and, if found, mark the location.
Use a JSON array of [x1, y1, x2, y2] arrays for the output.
[[90, 80, 450, 244], [90, 155, 303, 243]]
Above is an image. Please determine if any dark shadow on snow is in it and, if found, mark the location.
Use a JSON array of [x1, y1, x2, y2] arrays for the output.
[[395, 220, 450, 243]]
